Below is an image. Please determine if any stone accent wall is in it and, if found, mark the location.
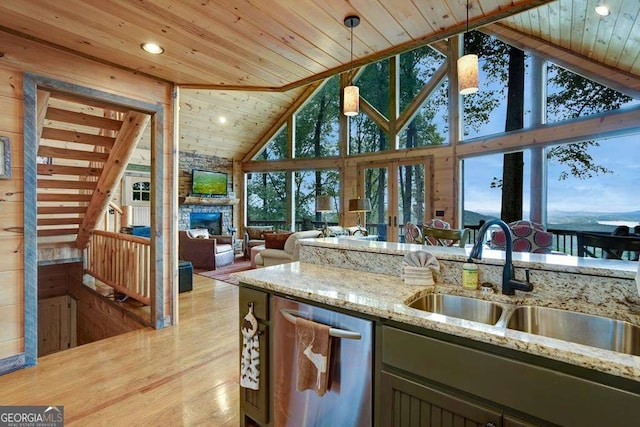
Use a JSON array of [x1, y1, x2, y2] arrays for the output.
[[179, 152, 234, 234], [178, 152, 233, 197]]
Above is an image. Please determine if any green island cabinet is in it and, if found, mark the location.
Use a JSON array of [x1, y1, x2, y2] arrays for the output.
[[239, 287, 270, 427], [240, 286, 640, 427]]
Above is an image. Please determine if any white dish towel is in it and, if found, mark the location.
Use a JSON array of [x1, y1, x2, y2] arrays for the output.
[[240, 304, 260, 390]]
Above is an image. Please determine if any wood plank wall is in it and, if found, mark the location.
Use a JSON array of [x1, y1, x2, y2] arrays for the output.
[[66, 262, 146, 345], [37, 264, 72, 300], [0, 30, 174, 365], [37, 262, 146, 346]]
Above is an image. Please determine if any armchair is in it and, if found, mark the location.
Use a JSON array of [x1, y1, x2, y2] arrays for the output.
[[243, 226, 274, 260], [179, 230, 234, 270]]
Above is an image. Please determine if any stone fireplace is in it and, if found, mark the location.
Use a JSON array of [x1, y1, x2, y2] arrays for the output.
[[189, 212, 223, 235], [179, 204, 233, 236]]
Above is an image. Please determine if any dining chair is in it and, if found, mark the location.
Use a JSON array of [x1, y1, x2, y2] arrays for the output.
[[490, 220, 554, 254], [577, 231, 640, 260], [403, 222, 423, 244], [423, 226, 470, 248]]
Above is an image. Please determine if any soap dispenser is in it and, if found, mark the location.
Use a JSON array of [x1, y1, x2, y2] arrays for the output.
[[462, 259, 479, 290]]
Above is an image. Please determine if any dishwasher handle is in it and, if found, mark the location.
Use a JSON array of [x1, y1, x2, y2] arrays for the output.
[[279, 309, 362, 340]]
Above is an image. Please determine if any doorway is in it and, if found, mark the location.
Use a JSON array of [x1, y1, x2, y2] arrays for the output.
[[359, 158, 432, 242], [22, 74, 168, 367]]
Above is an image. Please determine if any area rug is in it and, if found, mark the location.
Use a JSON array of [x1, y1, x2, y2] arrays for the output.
[[197, 258, 253, 285]]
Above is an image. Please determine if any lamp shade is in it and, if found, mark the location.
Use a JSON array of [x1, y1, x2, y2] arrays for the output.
[[348, 198, 371, 212], [316, 195, 332, 212], [457, 54, 479, 95], [343, 85, 359, 116]]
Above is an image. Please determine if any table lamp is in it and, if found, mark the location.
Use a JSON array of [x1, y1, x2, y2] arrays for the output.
[[348, 197, 371, 235], [316, 195, 332, 236]]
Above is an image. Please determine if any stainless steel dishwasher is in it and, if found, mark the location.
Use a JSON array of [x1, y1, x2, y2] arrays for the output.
[[272, 296, 373, 427]]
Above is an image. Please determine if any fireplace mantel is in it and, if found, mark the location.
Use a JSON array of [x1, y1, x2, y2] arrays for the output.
[[180, 196, 239, 206]]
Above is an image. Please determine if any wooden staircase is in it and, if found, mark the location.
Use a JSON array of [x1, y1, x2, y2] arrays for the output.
[[36, 90, 150, 248]]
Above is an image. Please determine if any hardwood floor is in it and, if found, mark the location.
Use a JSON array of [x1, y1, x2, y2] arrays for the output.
[[0, 274, 240, 426]]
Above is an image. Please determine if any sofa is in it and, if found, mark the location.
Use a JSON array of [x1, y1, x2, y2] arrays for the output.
[[243, 226, 274, 259], [324, 225, 365, 237], [179, 229, 234, 270], [254, 230, 322, 267]]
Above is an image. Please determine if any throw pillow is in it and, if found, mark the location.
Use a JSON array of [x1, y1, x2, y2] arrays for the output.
[[187, 228, 210, 239], [246, 227, 263, 240], [264, 232, 293, 250]]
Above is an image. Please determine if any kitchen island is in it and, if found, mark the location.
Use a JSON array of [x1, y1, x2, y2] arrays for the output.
[[234, 238, 640, 427]]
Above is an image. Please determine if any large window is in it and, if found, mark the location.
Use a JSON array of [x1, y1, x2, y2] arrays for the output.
[[546, 63, 636, 124], [246, 172, 288, 227], [398, 79, 448, 149], [295, 76, 340, 158], [461, 33, 536, 140], [357, 58, 390, 118], [256, 125, 287, 160], [462, 153, 531, 226], [294, 169, 340, 228], [348, 113, 388, 155], [547, 135, 640, 232]]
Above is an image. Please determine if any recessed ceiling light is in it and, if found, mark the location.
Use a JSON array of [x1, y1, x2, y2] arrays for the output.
[[141, 42, 164, 54], [595, 5, 610, 16], [219, 116, 227, 124]]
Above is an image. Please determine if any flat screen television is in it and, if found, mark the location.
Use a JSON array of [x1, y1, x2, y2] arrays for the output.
[[191, 169, 228, 197]]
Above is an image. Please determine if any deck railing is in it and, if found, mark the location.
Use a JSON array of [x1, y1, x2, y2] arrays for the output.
[[248, 220, 638, 259], [86, 230, 151, 305]]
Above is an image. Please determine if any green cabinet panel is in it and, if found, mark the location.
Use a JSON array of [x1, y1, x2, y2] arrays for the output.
[[239, 287, 269, 426], [381, 371, 502, 427], [381, 326, 640, 427]]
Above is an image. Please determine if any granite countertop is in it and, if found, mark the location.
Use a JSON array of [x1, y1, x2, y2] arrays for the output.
[[234, 261, 640, 383]]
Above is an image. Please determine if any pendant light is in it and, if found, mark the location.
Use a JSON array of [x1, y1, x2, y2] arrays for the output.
[[457, 0, 479, 95], [343, 15, 360, 116]]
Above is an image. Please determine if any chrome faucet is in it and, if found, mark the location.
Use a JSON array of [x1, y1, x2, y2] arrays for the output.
[[468, 219, 533, 295]]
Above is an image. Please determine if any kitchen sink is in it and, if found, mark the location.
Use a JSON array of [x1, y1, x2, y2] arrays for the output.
[[407, 294, 503, 325], [506, 306, 640, 356]]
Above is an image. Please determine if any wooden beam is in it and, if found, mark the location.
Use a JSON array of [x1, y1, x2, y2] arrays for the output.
[[36, 90, 50, 140], [37, 164, 103, 177], [360, 99, 389, 133], [242, 157, 345, 173], [45, 107, 123, 130], [41, 128, 116, 148], [38, 218, 84, 226], [38, 179, 97, 190], [76, 111, 151, 248], [38, 193, 92, 202], [241, 81, 324, 162], [38, 206, 88, 215], [481, 23, 640, 99], [37, 146, 109, 162], [457, 105, 640, 158]]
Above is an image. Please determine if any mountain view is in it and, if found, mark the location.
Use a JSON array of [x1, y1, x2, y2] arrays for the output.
[[463, 210, 640, 233]]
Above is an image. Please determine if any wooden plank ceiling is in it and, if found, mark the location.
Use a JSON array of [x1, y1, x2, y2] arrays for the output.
[[1, 0, 638, 160]]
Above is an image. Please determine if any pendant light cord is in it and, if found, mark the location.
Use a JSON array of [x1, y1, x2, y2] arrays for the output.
[[464, 0, 469, 55], [350, 24, 354, 85]]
